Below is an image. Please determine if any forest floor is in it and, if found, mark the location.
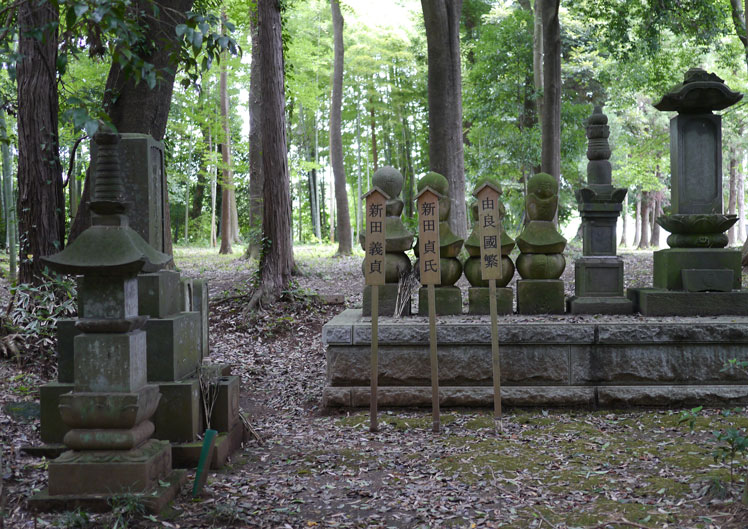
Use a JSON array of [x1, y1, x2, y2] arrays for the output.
[[3, 243, 748, 528]]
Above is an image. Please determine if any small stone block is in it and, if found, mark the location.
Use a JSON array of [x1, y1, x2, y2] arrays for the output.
[[574, 257, 624, 297], [145, 312, 201, 382], [138, 270, 182, 318], [363, 284, 410, 317], [40, 383, 73, 444], [74, 331, 147, 392], [628, 288, 748, 316], [152, 379, 202, 443], [653, 248, 741, 290], [191, 279, 210, 358], [566, 296, 633, 315], [467, 287, 513, 315], [417, 286, 463, 315], [681, 269, 734, 292], [47, 439, 171, 496], [56, 319, 81, 383], [517, 280, 565, 314], [171, 422, 246, 469], [78, 276, 138, 320], [209, 376, 240, 433], [180, 278, 193, 311]]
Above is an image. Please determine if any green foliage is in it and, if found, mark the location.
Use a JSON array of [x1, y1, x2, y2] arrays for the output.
[[56, 509, 90, 529], [108, 492, 146, 529]]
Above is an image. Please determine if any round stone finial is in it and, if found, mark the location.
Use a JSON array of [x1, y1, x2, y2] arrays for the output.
[[372, 166, 403, 198], [417, 171, 449, 196], [527, 172, 558, 199]]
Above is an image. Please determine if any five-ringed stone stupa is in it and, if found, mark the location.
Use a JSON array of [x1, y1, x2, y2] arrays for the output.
[[360, 166, 414, 316], [515, 172, 567, 314], [415, 171, 464, 315], [464, 179, 515, 314], [629, 68, 748, 315]]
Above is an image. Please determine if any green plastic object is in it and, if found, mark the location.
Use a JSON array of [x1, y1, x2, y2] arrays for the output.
[[192, 429, 217, 497]]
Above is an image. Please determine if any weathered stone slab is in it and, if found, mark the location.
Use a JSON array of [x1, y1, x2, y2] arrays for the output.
[[363, 284, 410, 317], [77, 276, 138, 320], [138, 271, 181, 318], [652, 248, 741, 291], [210, 375, 240, 433], [517, 280, 565, 314], [468, 287, 513, 315], [74, 331, 147, 392], [571, 344, 748, 385], [628, 287, 748, 316], [566, 296, 633, 315], [596, 321, 748, 343], [323, 386, 595, 408], [417, 286, 462, 316], [598, 385, 748, 407], [573, 257, 624, 297], [152, 380, 201, 443], [191, 279, 210, 358], [40, 383, 73, 444], [327, 345, 569, 386], [145, 312, 201, 382], [56, 319, 80, 384], [681, 269, 733, 292]]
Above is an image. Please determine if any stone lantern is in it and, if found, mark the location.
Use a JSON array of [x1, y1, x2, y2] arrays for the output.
[[629, 68, 748, 315]]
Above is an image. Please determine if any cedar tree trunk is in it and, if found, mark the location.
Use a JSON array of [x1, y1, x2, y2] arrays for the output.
[[540, 0, 561, 220], [247, 1, 263, 259]]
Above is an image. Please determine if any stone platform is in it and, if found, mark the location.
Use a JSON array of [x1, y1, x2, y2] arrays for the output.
[[323, 309, 748, 408]]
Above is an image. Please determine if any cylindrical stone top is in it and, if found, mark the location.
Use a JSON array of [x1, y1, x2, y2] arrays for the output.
[[586, 106, 612, 186]]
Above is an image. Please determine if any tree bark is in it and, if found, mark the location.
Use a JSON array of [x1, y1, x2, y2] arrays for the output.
[[69, 0, 193, 249], [0, 110, 17, 284], [247, 1, 263, 259], [650, 191, 661, 248], [729, 149, 737, 246], [17, 0, 65, 285], [421, 0, 468, 238], [369, 98, 379, 172], [255, 0, 294, 302], [620, 191, 628, 247], [739, 156, 746, 243], [633, 192, 641, 248], [219, 15, 234, 255], [638, 191, 650, 249], [540, 0, 561, 207], [532, 0, 543, 122], [330, 0, 352, 254]]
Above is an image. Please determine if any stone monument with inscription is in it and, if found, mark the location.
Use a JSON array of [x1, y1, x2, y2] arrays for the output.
[[515, 173, 566, 314], [628, 68, 748, 315], [567, 106, 632, 314], [415, 172, 464, 315], [464, 179, 515, 314], [360, 167, 413, 316]]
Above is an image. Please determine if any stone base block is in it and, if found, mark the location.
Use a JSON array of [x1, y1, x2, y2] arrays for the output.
[[145, 312, 201, 381], [47, 439, 171, 496], [566, 296, 633, 315], [171, 420, 246, 469], [323, 385, 748, 408], [40, 383, 73, 444], [209, 375, 240, 433], [574, 257, 624, 297], [152, 379, 202, 443], [28, 469, 187, 514], [363, 284, 410, 317], [138, 270, 182, 318], [681, 269, 733, 292], [56, 319, 80, 384], [468, 287, 513, 315], [653, 248, 741, 290], [74, 331, 147, 392], [516, 280, 564, 314], [628, 288, 748, 316], [417, 286, 462, 316]]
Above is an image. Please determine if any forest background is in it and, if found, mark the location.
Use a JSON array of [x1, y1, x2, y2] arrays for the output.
[[2, 0, 748, 287]]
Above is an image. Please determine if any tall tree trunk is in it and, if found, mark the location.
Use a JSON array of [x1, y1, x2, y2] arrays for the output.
[[620, 191, 628, 247], [209, 128, 217, 247], [650, 191, 661, 248], [70, 0, 194, 249], [254, 0, 294, 304], [369, 98, 379, 172], [638, 191, 650, 249], [421, 0, 468, 238], [633, 192, 641, 248], [330, 0, 352, 254], [309, 147, 321, 239], [532, 0, 543, 122], [17, 0, 65, 285], [739, 155, 746, 243], [355, 97, 363, 243], [219, 19, 234, 255], [0, 110, 17, 284], [247, 2, 263, 258], [729, 149, 738, 246], [403, 113, 416, 218], [540, 0, 561, 217]]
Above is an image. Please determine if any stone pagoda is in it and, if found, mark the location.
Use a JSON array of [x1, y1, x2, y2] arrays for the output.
[[567, 106, 632, 314], [415, 172, 464, 315], [515, 173, 567, 314], [464, 179, 515, 314], [360, 166, 414, 316], [30, 132, 184, 511], [629, 68, 748, 315]]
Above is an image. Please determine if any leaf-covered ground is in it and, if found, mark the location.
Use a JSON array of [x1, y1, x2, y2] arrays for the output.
[[3, 244, 748, 528]]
